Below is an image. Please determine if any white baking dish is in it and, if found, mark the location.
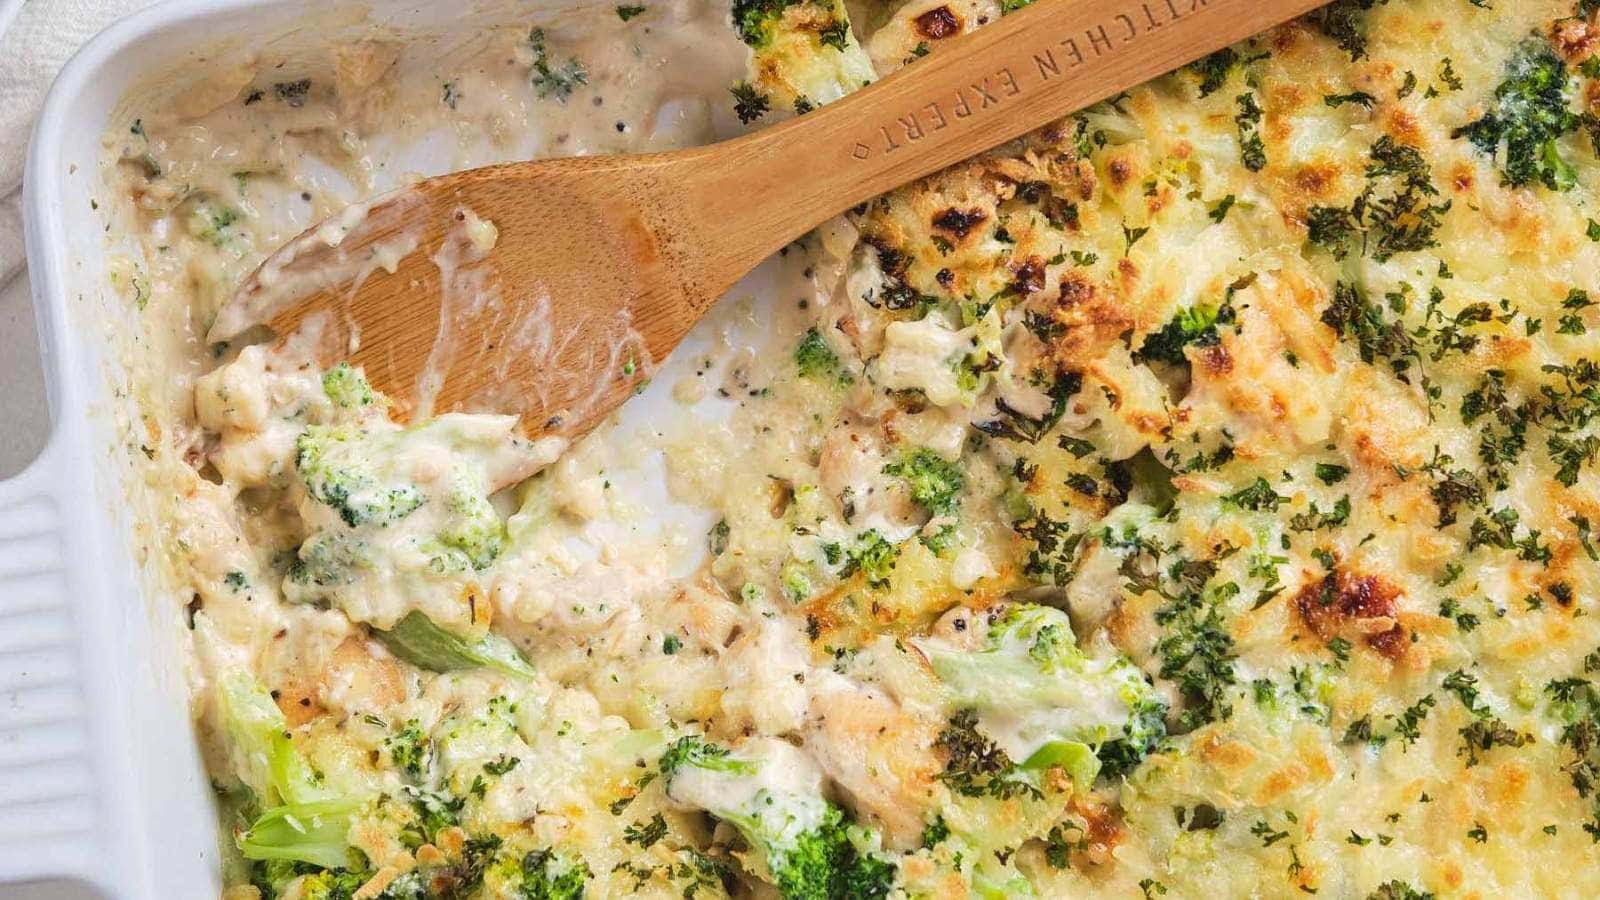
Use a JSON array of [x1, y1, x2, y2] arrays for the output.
[[12, 1, 760, 895], [10, 5, 231, 894]]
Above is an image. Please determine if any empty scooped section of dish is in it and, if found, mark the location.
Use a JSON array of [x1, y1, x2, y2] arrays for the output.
[[13, 0, 762, 894]]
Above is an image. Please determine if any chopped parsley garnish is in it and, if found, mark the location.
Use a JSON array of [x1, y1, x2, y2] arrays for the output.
[[623, 812, 668, 848], [1324, 90, 1376, 109], [1187, 47, 1266, 97], [1151, 564, 1239, 730], [1208, 194, 1237, 223], [1289, 496, 1350, 532], [730, 81, 770, 123], [1368, 881, 1436, 900], [528, 28, 588, 102], [1306, 136, 1450, 262], [1389, 693, 1436, 746], [273, 79, 311, 107], [1235, 92, 1267, 171], [933, 710, 1037, 800], [1310, 0, 1391, 61], [1314, 463, 1350, 485], [1224, 477, 1286, 511]]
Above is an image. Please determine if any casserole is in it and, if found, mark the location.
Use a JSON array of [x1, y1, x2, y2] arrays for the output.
[[15, 0, 1600, 897]]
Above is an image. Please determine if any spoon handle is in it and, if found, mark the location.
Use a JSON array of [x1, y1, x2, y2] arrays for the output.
[[704, 0, 1326, 257]]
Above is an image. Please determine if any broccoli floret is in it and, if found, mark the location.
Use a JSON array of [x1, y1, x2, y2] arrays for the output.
[[238, 763, 503, 896], [658, 735, 756, 778], [766, 805, 848, 898], [918, 604, 1167, 786], [249, 857, 303, 898], [293, 869, 369, 900], [429, 478, 505, 572], [514, 848, 591, 900], [384, 720, 433, 782], [321, 363, 378, 409], [295, 426, 426, 528], [1095, 694, 1170, 779], [1137, 299, 1235, 365], [780, 560, 813, 601], [186, 199, 242, 247], [921, 522, 957, 556], [882, 448, 964, 516], [260, 853, 438, 898], [839, 847, 896, 900], [236, 798, 362, 870], [402, 786, 467, 848], [836, 530, 898, 588], [286, 416, 533, 626], [1453, 39, 1581, 190], [288, 530, 370, 588], [795, 327, 852, 384], [661, 737, 896, 899], [373, 610, 535, 678]]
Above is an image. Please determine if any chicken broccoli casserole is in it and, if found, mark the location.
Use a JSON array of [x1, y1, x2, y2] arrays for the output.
[[102, 0, 1600, 896]]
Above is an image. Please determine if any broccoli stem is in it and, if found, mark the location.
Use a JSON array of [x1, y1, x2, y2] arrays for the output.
[[236, 798, 361, 869], [373, 610, 535, 677], [217, 670, 331, 807]]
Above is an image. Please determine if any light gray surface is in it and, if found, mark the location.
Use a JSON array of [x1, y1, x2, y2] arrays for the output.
[[0, 270, 49, 479], [0, 273, 57, 893], [0, 247, 90, 900], [0, 881, 105, 900]]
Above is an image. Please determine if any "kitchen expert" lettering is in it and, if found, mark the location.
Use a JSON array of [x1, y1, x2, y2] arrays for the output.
[[850, 0, 1213, 160]]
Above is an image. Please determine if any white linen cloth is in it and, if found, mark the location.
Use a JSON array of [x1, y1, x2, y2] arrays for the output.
[[0, 0, 156, 477], [0, 0, 157, 286]]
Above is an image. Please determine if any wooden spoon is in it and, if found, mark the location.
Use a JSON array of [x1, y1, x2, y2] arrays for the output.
[[209, 0, 1326, 437]]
